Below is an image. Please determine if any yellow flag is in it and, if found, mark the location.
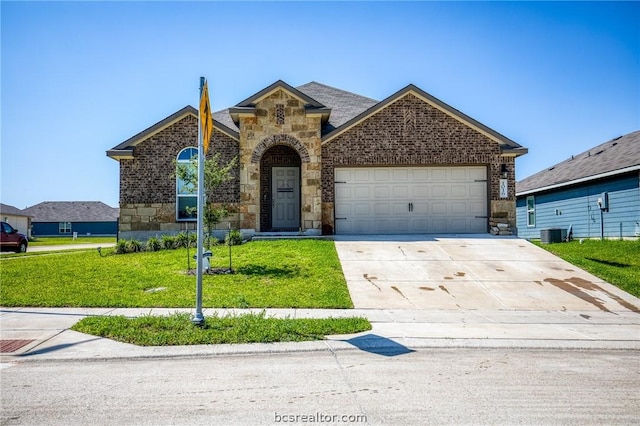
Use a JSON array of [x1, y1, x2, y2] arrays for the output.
[[200, 80, 213, 154]]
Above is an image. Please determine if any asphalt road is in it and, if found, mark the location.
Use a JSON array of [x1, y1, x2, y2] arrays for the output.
[[2, 348, 639, 425]]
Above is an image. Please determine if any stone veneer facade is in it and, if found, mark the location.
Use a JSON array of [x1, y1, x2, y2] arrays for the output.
[[236, 89, 323, 234], [114, 84, 521, 240]]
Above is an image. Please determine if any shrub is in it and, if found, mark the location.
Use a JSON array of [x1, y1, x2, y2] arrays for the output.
[[205, 234, 219, 248], [225, 229, 243, 246], [161, 234, 177, 250], [115, 239, 127, 254], [175, 232, 191, 248], [146, 237, 161, 252], [125, 239, 143, 253]]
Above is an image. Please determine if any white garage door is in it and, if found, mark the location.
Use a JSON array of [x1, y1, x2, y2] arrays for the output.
[[334, 166, 488, 234]]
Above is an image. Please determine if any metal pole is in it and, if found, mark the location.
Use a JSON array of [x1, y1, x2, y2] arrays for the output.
[[600, 208, 604, 241], [192, 77, 206, 326], [228, 221, 232, 271]]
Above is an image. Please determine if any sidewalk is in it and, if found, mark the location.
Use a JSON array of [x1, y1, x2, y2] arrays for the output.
[[2, 306, 639, 362]]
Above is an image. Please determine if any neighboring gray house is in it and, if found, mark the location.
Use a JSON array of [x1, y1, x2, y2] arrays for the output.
[[24, 201, 119, 236], [0, 203, 31, 237], [516, 130, 640, 239]]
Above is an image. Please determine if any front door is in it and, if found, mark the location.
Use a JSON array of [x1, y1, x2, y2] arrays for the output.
[[272, 167, 300, 230]]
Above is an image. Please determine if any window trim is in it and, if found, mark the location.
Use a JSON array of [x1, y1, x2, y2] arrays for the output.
[[176, 147, 198, 221], [526, 195, 536, 227], [59, 222, 72, 234]]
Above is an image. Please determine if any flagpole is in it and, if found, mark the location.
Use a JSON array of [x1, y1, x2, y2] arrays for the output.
[[192, 76, 206, 326]]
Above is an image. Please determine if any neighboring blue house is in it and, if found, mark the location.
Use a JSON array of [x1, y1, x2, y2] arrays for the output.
[[23, 201, 119, 236], [516, 130, 640, 240]]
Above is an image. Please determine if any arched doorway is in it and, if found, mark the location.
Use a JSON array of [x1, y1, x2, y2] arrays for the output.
[[260, 145, 302, 231]]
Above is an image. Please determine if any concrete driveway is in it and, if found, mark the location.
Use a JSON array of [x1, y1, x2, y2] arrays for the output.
[[334, 235, 640, 313]]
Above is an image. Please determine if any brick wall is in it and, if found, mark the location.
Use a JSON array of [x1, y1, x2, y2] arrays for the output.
[[119, 114, 240, 235], [321, 93, 516, 232]]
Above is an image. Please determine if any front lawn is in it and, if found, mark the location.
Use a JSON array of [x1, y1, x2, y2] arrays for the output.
[[29, 236, 117, 246], [537, 239, 640, 297], [0, 240, 353, 308], [72, 311, 371, 345]]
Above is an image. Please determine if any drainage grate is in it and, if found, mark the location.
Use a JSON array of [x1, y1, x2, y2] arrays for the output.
[[0, 340, 35, 353]]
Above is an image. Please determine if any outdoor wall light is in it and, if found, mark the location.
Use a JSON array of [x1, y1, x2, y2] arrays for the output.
[[500, 164, 508, 179]]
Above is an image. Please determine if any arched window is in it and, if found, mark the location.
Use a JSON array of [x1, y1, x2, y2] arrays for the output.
[[176, 147, 198, 220]]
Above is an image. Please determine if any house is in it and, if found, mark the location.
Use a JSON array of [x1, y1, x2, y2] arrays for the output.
[[516, 130, 640, 239], [0, 203, 31, 237], [23, 201, 119, 236], [107, 80, 527, 240]]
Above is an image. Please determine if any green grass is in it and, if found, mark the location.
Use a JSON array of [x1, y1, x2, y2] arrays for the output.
[[536, 239, 640, 297], [71, 311, 371, 345], [29, 236, 116, 246], [0, 240, 353, 308]]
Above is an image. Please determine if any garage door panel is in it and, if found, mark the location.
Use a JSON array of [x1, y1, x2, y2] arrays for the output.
[[373, 169, 389, 181], [432, 186, 448, 198], [469, 167, 487, 180], [451, 202, 468, 215], [335, 204, 351, 216], [431, 169, 447, 180], [431, 202, 448, 215], [451, 185, 468, 198], [470, 201, 486, 215], [374, 186, 390, 198], [392, 169, 409, 181], [353, 187, 371, 198], [392, 186, 409, 198], [412, 186, 428, 198], [354, 203, 372, 215], [335, 166, 488, 234], [354, 170, 372, 181], [412, 169, 429, 181]]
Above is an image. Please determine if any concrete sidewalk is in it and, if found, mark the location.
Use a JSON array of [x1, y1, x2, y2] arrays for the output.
[[1, 306, 639, 362]]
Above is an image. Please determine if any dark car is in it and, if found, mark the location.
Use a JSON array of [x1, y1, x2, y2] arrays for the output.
[[1, 221, 28, 253]]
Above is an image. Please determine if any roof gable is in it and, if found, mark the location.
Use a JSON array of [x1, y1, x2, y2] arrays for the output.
[[234, 80, 326, 109], [107, 106, 239, 160], [517, 130, 640, 195], [0, 203, 30, 217], [228, 80, 332, 126], [322, 84, 526, 156], [24, 201, 119, 222]]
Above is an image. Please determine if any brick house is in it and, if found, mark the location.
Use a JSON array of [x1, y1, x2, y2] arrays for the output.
[[107, 80, 527, 240]]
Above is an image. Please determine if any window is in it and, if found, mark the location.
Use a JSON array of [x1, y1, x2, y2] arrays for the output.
[[176, 147, 198, 221], [526, 196, 535, 227], [59, 222, 72, 233]]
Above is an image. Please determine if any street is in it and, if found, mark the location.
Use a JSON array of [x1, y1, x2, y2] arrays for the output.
[[2, 348, 639, 425]]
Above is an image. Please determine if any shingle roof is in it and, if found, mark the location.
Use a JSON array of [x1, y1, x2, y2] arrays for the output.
[[109, 80, 526, 157], [296, 81, 379, 134], [212, 81, 379, 136], [24, 202, 119, 222], [0, 203, 30, 217], [516, 130, 640, 195]]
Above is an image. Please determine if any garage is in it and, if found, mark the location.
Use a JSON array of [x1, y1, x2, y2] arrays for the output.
[[334, 166, 488, 234]]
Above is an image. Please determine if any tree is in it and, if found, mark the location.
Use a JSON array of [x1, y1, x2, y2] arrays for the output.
[[174, 152, 237, 248]]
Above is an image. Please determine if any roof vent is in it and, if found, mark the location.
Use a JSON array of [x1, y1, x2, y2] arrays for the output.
[[595, 149, 604, 155], [612, 142, 618, 146], [613, 135, 622, 141], [548, 166, 555, 171]]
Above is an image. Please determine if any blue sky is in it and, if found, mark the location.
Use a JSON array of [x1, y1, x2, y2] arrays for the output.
[[2, 1, 638, 209]]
